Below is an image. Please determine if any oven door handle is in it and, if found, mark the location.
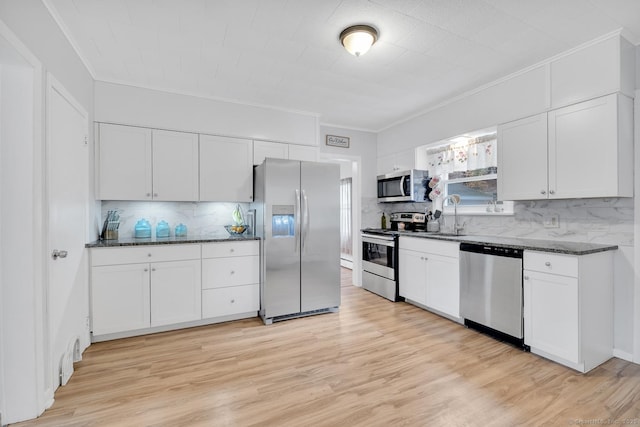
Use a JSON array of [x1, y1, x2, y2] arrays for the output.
[[362, 235, 395, 246]]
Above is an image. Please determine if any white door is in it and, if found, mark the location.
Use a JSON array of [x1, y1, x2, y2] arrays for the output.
[[47, 75, 89, 388]]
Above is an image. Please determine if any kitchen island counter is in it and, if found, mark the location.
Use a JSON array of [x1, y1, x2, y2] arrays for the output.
[[86, 233, 259, 248]]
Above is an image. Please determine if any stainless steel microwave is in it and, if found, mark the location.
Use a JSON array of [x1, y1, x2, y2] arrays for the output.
[[377, 169, 429, 203]]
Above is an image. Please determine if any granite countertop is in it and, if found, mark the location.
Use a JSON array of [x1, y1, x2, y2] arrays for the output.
[[86, 233, 260, 248], [363, 229, 618, 255]]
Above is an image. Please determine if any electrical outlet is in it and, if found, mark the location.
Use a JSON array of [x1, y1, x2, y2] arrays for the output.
[[543, 214, 559, 228]]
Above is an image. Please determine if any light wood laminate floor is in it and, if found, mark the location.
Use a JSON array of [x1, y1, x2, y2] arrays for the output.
[[13, 269, 640, 426]]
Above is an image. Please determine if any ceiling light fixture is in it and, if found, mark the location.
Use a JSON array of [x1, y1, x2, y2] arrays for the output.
[[339, 25, 378, 57]]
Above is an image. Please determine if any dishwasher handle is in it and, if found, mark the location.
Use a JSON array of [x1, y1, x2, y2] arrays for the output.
[[460, 242, 522, 259]]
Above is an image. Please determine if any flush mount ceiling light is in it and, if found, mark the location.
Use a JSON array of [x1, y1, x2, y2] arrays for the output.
[[340, 25, 378, 57]]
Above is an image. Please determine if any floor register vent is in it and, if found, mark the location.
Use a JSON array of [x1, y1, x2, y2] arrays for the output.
[[59, 337, 82, 386]]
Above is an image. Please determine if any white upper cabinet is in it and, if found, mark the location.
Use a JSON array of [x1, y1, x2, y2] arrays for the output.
[[549, 93, 633, 199], [200, 135, 253, 202], [289, 144, 318, 162], [498, 93, 633, 200], [98, 123, 152, 200], [152, 129, 199, 201], [498, 113, 548, 201], [377, 149, 415, 175], [550, 35, 636, 109], [97, 123, 199, 201], [253, 140, 289, 165]]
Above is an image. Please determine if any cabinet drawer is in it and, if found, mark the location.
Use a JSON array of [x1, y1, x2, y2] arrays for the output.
[[524, 251, 578, 277], [91, 244, 201, 266], [202, 284, 259, 318], [202, 240, 259, 258], [399, 237, 459, 258], [202, 256, 259, 289]]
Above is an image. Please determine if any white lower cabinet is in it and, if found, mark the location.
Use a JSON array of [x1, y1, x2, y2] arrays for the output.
[[91, 263, 151, 336], [202, 241, 260, 318], [398, 237, 460, 319], [523, 250, 613, 373], [150, 260, 201, 327], [90, 244, 202, 339]]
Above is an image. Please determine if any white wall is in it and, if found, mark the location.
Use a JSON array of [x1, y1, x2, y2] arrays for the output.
[[319, 125, 377, 286], [0, 58, 41, 425], [95, 81, 318, 146], [0, 1, 94, 423]]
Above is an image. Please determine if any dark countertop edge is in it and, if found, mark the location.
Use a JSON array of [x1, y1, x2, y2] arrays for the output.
[[86, 235, 260, 248], [364, 229, 618, 256]]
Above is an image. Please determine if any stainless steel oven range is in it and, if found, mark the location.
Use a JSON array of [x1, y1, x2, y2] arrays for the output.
[[361, 229, 403, 302]]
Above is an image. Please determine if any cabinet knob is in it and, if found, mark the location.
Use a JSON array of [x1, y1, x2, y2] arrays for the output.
[[152, 268, 156, 272], [545, 261, 551, 267], [148, 253, 152, 257], [230, 270, 235, 275], [146, 193, 151, 197], [144, 268, 148, 272], [540, 190, 546, 195], [230, 248, 235, 253], [420, 256, 424, 260], [230, 299, 235, 304], [549, 190, 555, 195], [153, 193, 158, 197], [524, 275, 529, 280]]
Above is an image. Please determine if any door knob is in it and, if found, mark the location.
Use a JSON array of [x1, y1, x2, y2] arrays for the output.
[[51, 249, 68, 260]]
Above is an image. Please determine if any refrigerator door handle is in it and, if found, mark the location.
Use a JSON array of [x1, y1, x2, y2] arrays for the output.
[[302, 189, 309, 251], [295, 189, 301, 253]]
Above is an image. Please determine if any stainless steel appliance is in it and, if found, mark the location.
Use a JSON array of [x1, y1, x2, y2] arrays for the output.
[[254, 158, 340, 324], [459, 242, 527, 348], [377, 169, 429, 203], [390, 212, 426, 231], [361, 229, 402, 302]]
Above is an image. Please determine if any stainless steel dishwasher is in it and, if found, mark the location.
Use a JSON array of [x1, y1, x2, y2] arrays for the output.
[[459, 243, 527, 349]]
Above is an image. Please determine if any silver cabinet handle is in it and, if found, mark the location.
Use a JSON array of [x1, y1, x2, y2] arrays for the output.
[[230, 299, 235, 304], [153, 193, 158, 197], [230, 248, 235, 253], [151, 268, 156, 272], [540, 190, 546, 195], [549, 190, 555, 195], [545, 261, 551, 267], [524, 275, 529, 280], [144, 268, 148, 272], [51, 249, 68, 260], [148, 253, 152, 257], [230, 270, 235, 275], [146, 193, 151, 197]]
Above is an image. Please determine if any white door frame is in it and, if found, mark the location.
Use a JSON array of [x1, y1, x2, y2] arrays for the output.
[[0, 18, 48, 423], [319, 152, 363, 287]]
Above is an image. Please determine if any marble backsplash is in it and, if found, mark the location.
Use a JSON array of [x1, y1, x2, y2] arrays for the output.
[[99, 201, 252, 239], [378, 197, 634, 247]]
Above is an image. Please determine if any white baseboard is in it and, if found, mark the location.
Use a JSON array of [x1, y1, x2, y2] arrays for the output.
[[613, 348, 634, 362]]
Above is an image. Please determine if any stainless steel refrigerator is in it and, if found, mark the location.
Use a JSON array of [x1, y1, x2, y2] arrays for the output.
[[254, 158, 340, 324]]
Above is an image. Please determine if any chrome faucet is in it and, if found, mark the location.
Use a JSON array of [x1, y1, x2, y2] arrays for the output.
[[447, 194, 464, 235]]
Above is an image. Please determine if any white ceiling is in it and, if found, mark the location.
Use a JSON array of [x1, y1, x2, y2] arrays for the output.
[[45, 0, 640, 132]]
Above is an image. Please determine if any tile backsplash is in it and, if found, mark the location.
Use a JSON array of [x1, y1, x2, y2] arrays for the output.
[[379, 197, 634, 247], [100, 201, 251, 239]]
